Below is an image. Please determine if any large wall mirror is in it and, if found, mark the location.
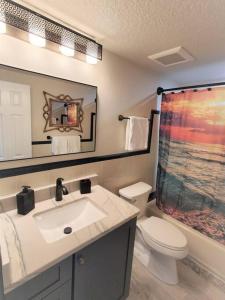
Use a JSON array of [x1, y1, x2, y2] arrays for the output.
[[0, 64, 97, 162]]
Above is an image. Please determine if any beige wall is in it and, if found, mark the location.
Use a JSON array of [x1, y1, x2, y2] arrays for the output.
[[0, 34, 171, 196], [0, 153, 153, 197]]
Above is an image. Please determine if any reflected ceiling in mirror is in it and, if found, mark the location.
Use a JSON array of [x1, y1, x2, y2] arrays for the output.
[[0, 64, 97, 162]]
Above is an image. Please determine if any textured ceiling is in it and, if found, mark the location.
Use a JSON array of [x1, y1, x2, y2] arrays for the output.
[[20, 0, 225, 79]]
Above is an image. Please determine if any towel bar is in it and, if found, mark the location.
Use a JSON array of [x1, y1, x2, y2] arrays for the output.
[[47, 135, 82, 140], [119, 109, 160, 151], [118, 115, 130, 121], [118, 109, 160, 121]]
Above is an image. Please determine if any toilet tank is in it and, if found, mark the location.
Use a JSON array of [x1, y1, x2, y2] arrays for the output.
[[119, 182, 152, 217]]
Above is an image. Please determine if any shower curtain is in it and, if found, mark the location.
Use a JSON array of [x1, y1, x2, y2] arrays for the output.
[[156, 87, 225, 245]]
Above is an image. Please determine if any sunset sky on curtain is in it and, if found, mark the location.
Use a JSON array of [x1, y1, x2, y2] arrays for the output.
[[160, 88, 225, 144]]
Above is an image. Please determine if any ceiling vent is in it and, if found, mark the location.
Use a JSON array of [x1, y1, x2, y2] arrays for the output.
[[148, 47, 194, 67]]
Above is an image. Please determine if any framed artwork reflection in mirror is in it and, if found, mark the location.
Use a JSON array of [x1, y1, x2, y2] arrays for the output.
[[43, 91, 84, 132]]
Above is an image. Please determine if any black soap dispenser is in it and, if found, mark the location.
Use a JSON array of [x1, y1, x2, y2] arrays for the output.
[[16, 186, 35, 215]]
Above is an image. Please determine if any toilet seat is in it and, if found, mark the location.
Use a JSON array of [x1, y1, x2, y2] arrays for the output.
[[136, 227, 187, 260], [138, 217, 188, 252]]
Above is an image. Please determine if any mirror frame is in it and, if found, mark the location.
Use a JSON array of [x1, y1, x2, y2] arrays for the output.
[[0, 63, 98, 162]]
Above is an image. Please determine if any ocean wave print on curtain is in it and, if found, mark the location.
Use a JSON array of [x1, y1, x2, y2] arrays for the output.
[[156, 88, 225, 245]]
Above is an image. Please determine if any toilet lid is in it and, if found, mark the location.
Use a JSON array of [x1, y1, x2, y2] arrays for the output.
[[119, 182, 152, 200], [139, 217, 187, 250]]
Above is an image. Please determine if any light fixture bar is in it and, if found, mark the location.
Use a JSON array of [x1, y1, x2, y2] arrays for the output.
[[0, 0, 102, 61]]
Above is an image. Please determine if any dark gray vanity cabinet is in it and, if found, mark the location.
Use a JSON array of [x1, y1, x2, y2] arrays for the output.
[[73, 219, 136, 300], [5, 257, 73, 300], [34, 281, 72, 300], [5, 218, 136, 300]]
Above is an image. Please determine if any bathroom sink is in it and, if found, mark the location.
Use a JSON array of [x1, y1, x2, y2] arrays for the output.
[[33, 197, 106, 243]]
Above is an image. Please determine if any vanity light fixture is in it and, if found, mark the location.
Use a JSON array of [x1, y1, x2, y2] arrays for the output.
[[0, 0, 102, 63], [0, 10, 6, 33], [86, 55, 97, 65], [29, 33, 46, 47], [59, 45, 75, 57], [59, 29, 75, 57], [0, 20, 6, 33], [86, 41, 98, 64], [28, 14, 46, 47]]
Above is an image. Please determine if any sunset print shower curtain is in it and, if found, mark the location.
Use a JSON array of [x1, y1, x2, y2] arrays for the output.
[[156, 88, 225, 245]]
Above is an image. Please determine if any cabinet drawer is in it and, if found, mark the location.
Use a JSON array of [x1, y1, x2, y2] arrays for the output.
[[32, 280, 72, 300], [6, 256, 72, 300]]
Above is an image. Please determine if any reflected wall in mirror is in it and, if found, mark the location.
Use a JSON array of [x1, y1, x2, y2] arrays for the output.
[[0, 65, 97, 162]]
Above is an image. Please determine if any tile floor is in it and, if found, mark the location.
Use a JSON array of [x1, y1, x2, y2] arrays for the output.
[[128, 258, 225, 300]]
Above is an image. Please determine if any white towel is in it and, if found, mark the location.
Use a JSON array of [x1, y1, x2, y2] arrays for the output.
[[51, 136, 68, 155], [67, 135, 81, 153], [52, 135, 81, 155], [125, 116, 149, 151]]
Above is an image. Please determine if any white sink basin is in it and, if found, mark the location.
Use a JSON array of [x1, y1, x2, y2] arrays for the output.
[[33, 197, 106, 243]]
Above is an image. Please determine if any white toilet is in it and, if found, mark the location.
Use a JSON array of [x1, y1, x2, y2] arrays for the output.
[[119, 182, 188, 285]]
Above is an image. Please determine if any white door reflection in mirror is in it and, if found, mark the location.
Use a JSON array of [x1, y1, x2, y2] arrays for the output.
[[0, 80, 32, 161]]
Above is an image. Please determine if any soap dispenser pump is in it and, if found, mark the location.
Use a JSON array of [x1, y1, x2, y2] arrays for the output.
[[16, 186, 35, 215]]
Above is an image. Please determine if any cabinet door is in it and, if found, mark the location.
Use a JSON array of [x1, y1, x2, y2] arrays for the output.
[[74, 219, 136, 300], [6, 256, 72, 300]]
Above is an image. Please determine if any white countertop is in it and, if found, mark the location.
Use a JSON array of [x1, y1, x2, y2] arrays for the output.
[[0, 185, 139, 292]]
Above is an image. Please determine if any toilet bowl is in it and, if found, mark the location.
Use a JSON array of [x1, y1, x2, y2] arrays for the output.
[[119, 182, 188, 285]]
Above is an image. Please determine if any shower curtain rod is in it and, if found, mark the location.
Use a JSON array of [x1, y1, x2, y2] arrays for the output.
[[157, 80, 225, 95]]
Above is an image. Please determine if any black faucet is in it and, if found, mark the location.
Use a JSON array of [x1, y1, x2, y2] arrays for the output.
[[55, 178, 69, 201]]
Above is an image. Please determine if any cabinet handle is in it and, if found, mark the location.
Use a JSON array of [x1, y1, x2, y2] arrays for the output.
[[78, 255, 85, 265]]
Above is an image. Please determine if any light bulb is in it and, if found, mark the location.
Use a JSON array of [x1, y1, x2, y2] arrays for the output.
[[29, 33, 46, 47], [86, 41, 98, 64], [86, 55, 97, 64], [59, 45, 74, 57], [0, 21, 6, 34]]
